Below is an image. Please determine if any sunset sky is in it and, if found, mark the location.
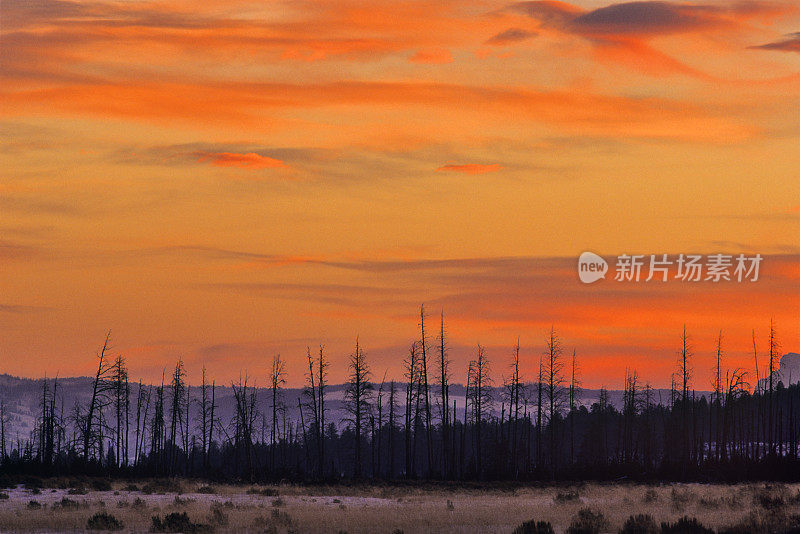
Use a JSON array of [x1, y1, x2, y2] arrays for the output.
[[2, 0, 799, 389]]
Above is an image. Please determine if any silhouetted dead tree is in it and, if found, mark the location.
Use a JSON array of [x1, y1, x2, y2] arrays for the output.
[[467, 344, 492, 478], [418, 305, 433, 477], [437, 310, 451, 478], [544, 327, 565, 474], [768, 319, 780, 457], [81, 332, 114, 462], [403, 342, 419, 478], [168, 359, 186, 474], [569, 348, 581, 465], [232, 374, 258, 479], [270, 354, 287, 472], [344, 337, 372, 478]]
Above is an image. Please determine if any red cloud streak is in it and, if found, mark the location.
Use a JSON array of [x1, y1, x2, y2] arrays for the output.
[[196, 151, 286, 169]]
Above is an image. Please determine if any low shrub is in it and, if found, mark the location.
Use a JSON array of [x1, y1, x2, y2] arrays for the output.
[[142, 479, 183, 495], [68, 486, 88, 495], [150, 512, 211, 533], [512, 519, 555, 534], [27, 500, 42, 510], [555, 490, 581, 504], [247, 487, 278, 496], [754, 484, 788, 511], [87, 511, 124, 531], [0, 492, 8, 500], [567, 508, 609, 534], [619, 514, 658, 534], [54, 497, 87, 510], [197, 485, 216, 494], [91, 479, 112, 491], [172, 495, 195, 506], [660, 517, 714, 534]]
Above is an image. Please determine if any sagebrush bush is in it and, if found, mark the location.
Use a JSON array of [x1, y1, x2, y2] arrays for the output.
[[150, 511, 211, 533], [512, 519, 555, 534], [87, 511, 123, 531], [91, 479, 112, 491], [567, 508, 609, 534], [619, 514, 658, 534], [660, 516, 714, 534], [554, 490, 581, 504]]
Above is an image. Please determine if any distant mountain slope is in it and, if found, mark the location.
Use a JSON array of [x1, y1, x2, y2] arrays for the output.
[[0, 372, 709, 446]]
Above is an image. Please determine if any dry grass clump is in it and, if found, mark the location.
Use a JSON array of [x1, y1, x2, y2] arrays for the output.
[[246, 486, 279, 496], [670, 487, 696, 512], [554, 489, 581, 504], [642, 488, 659, 503], [142, 479, 184, 495], [53, 496, 89, 510]]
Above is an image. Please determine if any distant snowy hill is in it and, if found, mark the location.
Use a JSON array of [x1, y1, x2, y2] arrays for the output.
[[0, 373, 695, 447], [758, 352, 800, 391]]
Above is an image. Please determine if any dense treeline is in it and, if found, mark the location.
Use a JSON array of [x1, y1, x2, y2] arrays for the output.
[[1, 308, 798, 483]]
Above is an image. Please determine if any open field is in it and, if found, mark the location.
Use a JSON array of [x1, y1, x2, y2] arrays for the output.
[[1, 479, 799, 533]]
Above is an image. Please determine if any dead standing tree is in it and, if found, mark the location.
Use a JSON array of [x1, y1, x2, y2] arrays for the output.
[[303, 345, 328, 477], [269, 354, 287, 472], [468, 344, 492, 478], [544, 327, 566, 475], [418, 305, 433, 477], [678, 326, 693, 465], [569, 348, 581, 465], [437, 311, 452, 478], [344, 337, 372, 479], [168, 360, 187, 475], [403, 342, 420, 478], [81, 332, 115, 463], [768, 319, 780, 457], [504, 339, 523, 477], [232, 374, 258, 479]]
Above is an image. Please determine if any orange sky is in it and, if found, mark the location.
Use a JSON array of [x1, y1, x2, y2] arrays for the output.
[[1, 0, 799, 389]]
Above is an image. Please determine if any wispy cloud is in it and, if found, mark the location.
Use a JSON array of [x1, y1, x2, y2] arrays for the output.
[[195, 151, 287, 170], [485, 28, 538, 45], [436, 163, 503, 174], [751, 32, 800, 52]]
